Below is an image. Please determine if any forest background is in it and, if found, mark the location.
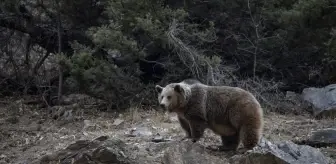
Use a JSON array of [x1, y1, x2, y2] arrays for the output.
[[0, 0, 335, 111]]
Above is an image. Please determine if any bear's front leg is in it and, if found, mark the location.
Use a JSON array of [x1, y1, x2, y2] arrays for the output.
[[188, 120, 206, 143], [178, 116, 192, 141]]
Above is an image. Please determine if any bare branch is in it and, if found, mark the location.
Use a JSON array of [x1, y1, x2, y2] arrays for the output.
[[55, 0, 63, 105], [166, 19, 222, 85], [33, 50, 51, 74], [167, 19, 201, 77], [247, 0, 261, 81]]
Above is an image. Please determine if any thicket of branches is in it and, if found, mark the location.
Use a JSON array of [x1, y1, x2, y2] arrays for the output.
[[0, 0, 335, 110]]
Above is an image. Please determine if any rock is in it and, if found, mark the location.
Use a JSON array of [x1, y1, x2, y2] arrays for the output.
[[113, 118, 124, 126], [309, 128, 336, 144], [302, 84, 336, 118], [83, 120, 101, 131], [0, 154, 8, 163], [37, 135, 334, 164], [152, 137, 165, 143], [50, 105, 76, 120], [95, 135, 109, 141], [39, 136, 134, 164], [231, 138, 333, 164], [163, 139, 333, 164], [127, 127, 153, 137], [91, 139, 129, 163], [297, 128, 336, 147], [162, 141, 229, 164], [151, 133, 172, 143]]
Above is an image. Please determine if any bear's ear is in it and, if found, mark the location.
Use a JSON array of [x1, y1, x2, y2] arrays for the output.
[[174, 84, 184, 94], [155, 85, 163, 93]]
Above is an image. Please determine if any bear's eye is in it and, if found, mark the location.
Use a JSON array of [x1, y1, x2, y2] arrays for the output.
[[167, 96, 172, 100], [161, 96, 163, 99]]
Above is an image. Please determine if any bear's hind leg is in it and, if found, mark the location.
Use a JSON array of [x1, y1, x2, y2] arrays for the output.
[[240, 124, 261, 151], [219, 133, 240, 151], [206, 133, 239, 152]]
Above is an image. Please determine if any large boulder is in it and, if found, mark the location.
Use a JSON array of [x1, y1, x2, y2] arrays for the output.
[[38, 136, 134, 164], [230, 138, 333, 164], [162, 141, 229, 164], [308, 128, 336, 145], [302, 84, 336, 118], [162, 138, 333, 164], [296, 128, 336, 147], [36, 136, 334, 164]]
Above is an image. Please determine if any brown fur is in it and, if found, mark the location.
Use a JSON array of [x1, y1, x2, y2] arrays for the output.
[[155, 81, 264, 152]]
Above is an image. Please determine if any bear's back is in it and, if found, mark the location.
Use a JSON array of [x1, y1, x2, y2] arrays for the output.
[[187, 84, 259, 118]]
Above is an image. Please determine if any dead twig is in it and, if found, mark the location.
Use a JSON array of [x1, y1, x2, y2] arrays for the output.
[[166, 19, 219, 85]]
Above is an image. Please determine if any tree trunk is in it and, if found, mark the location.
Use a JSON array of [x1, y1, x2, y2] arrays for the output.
[[55, 0, 63, 105]]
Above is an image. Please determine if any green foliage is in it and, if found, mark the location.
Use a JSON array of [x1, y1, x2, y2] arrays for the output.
[[265, 0, 336, 59], [64, 47, 143, 109], [0, 0, 20, 13], [87, 23, 139, 54], [3, 0, 336, 108], [63, 0, 220, 108], [86, 0, 192, 61]]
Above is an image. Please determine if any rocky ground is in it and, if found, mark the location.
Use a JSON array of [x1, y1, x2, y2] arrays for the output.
[[0, 94, 335, 164]]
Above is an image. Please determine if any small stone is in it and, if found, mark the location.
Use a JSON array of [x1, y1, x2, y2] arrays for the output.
[[169, 116, 179, 122], [127, 127, 152, 137], [83, 120, 96, 131], [152, 135, 164, 143], [145, 147, 150, 151], [0, 154, 6, 159], [83, 120, 91, 126], [32, 112, 39, 117], [119, 151, 126, 158], [112, 118, 124, 126], [95, 136, 109, 141]]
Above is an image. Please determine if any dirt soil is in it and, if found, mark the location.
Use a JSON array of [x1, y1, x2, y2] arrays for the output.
[[0, 98, 335, 164]]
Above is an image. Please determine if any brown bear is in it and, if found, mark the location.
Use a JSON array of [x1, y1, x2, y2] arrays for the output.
[[155, 79, 264, 152]]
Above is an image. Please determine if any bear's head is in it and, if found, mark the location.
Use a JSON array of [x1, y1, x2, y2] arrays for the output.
[[155, 83, 191, 112]]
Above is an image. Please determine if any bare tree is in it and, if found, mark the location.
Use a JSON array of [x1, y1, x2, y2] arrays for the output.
[[167, 19, 219, 85], [55, 0, 63, 105], [235, 0, 269, 82], [247, 0, 261, 81]]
